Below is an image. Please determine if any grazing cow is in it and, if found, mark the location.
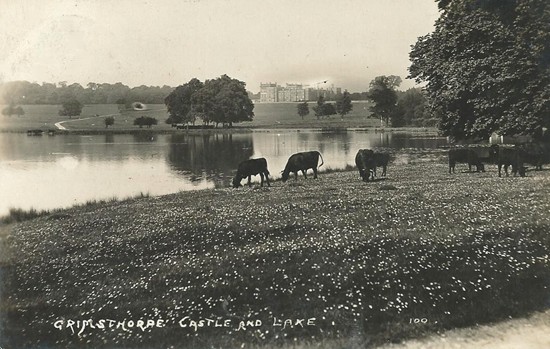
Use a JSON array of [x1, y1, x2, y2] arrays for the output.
[[373, 152, 390, 178], [355, 149, 377, 182], [232, 158, 271, 188], [489, 145, 525, 177], [448, 148, 485, 174], [518, 142, 550, 170], [281, 151, 324, 182], [467, 146, 494, 164]]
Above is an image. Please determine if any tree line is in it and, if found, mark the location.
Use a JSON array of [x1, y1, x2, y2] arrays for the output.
[[0, 81, 174, 105], [296, 77, 433, 128]]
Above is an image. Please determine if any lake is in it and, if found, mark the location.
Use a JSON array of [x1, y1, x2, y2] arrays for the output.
[[0, 130, 447, 215]]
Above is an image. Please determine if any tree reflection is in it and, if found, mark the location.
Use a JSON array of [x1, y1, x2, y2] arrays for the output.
[[167, 133, 254, 188]]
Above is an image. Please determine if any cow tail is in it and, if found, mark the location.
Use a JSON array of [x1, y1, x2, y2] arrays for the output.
[[318, 151, 324, 168]]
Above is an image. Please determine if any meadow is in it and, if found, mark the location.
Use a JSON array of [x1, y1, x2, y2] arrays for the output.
[[0, 101, 386, 132], [2, 150, 550, 348], [0, 104, 119, 132]]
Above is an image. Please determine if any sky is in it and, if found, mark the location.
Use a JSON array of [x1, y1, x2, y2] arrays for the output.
[[0, 0, 440, 93]]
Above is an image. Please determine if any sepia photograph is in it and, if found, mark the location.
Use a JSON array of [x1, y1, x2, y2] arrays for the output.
[[0, 0, 549, 348]]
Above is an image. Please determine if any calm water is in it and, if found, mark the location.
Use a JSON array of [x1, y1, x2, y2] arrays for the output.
[[0, 131, 446, 215]]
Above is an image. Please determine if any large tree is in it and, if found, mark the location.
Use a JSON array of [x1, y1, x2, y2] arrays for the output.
[[367, 75, 402, 126], [164, 78, 204, 124], [297, 101, 309, 120], [58, 98, 83, 119], [336, 90, 353, 119], [392, 88, 429, 127], [211, 75, 254, 127], [409, 0, 550, 140], [165, 75, 254, 127]]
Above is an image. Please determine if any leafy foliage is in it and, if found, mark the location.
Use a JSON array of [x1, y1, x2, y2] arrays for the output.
[[2, 104, 24, 117], [104, 116, 115, 128], [367, 75, 402, 126], [312, 95, 337, 118], [297, 101, 309, 119], [409, 0, 550, 140], [335, 91, 353, 119], [0, 81, 175, 105], [164, 78, 204, 124], [58, 98, 83, 119], [392, 88, 431, 127], [165, 75, 254, 127], [134, 116, 158, 128]]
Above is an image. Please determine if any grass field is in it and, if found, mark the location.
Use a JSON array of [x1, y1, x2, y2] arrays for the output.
[[0, 104, 119, 132], [0, 101, 390, 132], [2, 150, 549, 349]]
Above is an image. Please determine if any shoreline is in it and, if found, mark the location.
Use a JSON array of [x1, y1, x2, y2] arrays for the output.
[[1, 125, 440, 135]]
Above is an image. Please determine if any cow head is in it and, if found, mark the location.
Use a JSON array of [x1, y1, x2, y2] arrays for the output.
[[232, 176, 242, 188], [281, 170, 290, 182]]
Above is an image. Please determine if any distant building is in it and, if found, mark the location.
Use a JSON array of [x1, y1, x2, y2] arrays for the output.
[[260, 83, 278, 102], [259, 82, 342, 102]]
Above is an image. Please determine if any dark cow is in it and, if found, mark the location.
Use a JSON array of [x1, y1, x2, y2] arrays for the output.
[[467, 146, 494, 164], [489, 145, 525, 177], [281, 151, 324, 182], [448, 148, 485, 174], [372, 152, 390, 178], [517, 142, 550, 170], [232, 158, 270, 188], [355, 149, 377, 182]]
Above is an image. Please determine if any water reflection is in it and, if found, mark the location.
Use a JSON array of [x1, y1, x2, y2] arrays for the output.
[[0, 131, 446, 215], [167, 133, 253, 188]]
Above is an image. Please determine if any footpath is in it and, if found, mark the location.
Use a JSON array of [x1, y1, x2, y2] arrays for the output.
[[54, 113, 119, 130]]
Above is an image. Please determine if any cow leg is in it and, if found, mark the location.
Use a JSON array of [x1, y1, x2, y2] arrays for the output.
[[468, 163, 472, 172], [313, 168, 318, 179], [264, 171, 271, 186], [382, 165, 387, 177], [302, 170, 308, 179], [259, 173, 264, 187], [247, 175, 252, 187], [294, 172, 298, 181], [498, 164, 502, 177]]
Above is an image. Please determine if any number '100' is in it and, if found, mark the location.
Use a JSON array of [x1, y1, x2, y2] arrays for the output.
[[409, 318, 428, 324]]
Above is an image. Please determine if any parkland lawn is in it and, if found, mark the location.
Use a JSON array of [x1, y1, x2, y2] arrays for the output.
[[2, 150, 550, 349], [0, 102, 435, 133]]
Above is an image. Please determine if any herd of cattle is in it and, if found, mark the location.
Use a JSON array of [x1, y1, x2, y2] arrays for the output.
[[231, 143, 550, 188]]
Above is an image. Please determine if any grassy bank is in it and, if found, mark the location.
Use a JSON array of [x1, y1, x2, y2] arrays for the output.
[[0, 193, 150, 225], [1, 102, 438, 134], [2, 152, 550, 348]]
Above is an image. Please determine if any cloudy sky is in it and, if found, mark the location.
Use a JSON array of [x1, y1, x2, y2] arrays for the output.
[[0, 0, 440, 93]]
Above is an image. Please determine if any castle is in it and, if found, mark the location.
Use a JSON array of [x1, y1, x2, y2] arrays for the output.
[[259, 83, 341, 102]]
